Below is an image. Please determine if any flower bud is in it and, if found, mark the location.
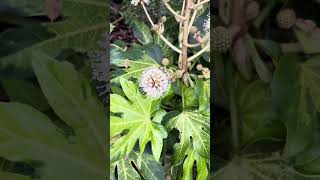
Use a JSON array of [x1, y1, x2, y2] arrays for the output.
[[176, 70, 183, 78], [190, 26, 198, 33], [202, 68, 210, 79], [160, 16, 167, 23], [162, 58, 170, 66], [123, 59, 130, 68], [276, 9, 296, 29], [196, 64, 203, 71], [182, 73, 189, 86]]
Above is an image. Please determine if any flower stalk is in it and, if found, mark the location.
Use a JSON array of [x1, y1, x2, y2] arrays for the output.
[[139, 0, 210, 83]]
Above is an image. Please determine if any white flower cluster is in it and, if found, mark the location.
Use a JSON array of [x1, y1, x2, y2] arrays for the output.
[[203, 13, 210, 32], [139, 68, 170, 98], [131, 0, 150, 6]]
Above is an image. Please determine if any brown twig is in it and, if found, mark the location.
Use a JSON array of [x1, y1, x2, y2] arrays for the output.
[[180, 0, 192, 71]]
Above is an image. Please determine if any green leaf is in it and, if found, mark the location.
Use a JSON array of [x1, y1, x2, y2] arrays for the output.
[[0, 0, 107, 70], [0, 25, 54, 58], [271, 55, 317, 158], [166, 111, 210, 161], [0, 102, 106, 179], [0, 78, 50, 111], [245, 34, 272, 83], [132, 20, 153, 44], [0, 172, 30, 180], [112, 151, 166, 180], [110, 44, 130, 65], [131, 152, 166, 180], [283, 55, 320, 173], [32, 52, 106, 167], [255, 39, 282, 67], [300, 55, 320, 112], [213, 154, 310, 180], [295, 28, 320, 54], [111, 54, 159, 83], [182, 86, 198, 110], [0, 0, 44, 15], [142, 43, 164, 63], [110, 78, 167, 162], [196, 80, 210, 116], [116, 159, 141, 180], [182, 148, 209, 180], [235, 77, 285, 147]]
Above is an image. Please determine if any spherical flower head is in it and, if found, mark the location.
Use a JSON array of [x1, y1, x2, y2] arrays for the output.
[[203, 13, 210, 32], [131, 0, 150, 6], [276, 9, 296, 29], [139, 68, 170, 98]]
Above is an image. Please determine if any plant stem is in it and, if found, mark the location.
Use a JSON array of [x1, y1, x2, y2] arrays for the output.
[[141, 3, 182, 53], [141, 3, 155, 26], [111, 17, 124, 25], [160, 35, 182, 53], [191, 0, 210, 9], [162, 0, 187, 20], [180, 0, 192, 71], [188, 0, 199, 33], [253, 0, 277, 28], [187, 44, 209, 61], [227, 60, 239, 154], [186, 43, 201, 48]]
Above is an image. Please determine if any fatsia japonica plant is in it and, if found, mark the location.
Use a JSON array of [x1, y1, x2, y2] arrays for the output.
[[109, 0, 210, 179]]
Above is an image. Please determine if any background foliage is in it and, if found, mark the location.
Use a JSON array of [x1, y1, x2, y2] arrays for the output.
[[213, 0, 320, 179], [0, 0, 108, 179]]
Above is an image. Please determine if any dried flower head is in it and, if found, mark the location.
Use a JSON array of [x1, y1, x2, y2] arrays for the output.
[[131, 0, 150, 6], [139, 68, 170, 98]]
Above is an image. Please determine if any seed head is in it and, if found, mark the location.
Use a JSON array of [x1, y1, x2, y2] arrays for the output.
[[139, 68, 170, 98], [131, 0, 150, 6], [196, 64, 203, 71], [276, 9, 296, 29], [212, 26, 232, 53]]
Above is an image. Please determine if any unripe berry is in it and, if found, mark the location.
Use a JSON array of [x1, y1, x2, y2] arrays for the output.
[[123, 59, 130, 68], [182, 73, 189, 86], [246, 1, 260, 20], [212, 26, 232, 53], [276, 9, 296, 29], [202, 68, 210, 79], [160, 16, 167, 23], [162, 58, 170, 66], [190, 26, 198, 33], [187, 62, 191, 68], [176, 70, 183, 78], [196, 64, 203, 71]]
